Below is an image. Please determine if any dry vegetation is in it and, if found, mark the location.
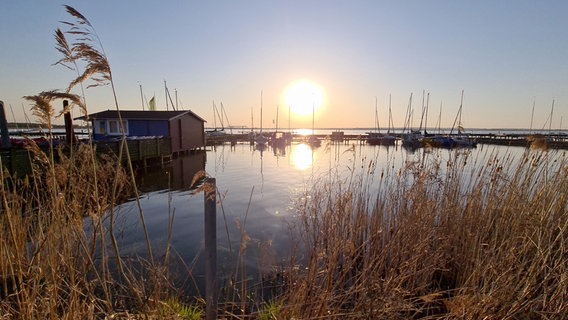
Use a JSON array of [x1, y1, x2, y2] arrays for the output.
[[1, 5, 567, 319], [2, 5, 197, 319], [277, 149, 568, 319]]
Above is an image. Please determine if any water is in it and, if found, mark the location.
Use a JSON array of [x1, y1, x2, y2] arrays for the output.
[[101, 130, 561, 295]]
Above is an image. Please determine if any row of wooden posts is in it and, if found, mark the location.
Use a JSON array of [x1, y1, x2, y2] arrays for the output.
[[0, 100, 77, 148]]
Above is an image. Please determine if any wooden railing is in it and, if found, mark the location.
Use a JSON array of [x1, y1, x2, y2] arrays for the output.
[[0, 137, 172, 178]]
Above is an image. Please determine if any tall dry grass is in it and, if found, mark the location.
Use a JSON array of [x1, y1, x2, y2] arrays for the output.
[[1, 5, 191, 319], [3, 4, 567, 319], [278, 148, 567, 319]]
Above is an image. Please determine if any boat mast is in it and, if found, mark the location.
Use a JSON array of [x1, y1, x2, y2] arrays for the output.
[[165, 80, 168, 110], [449, 91, 463, 136], [139, 83, 144, 110], [251, 107, 254, 134], [418, 90, 425, 133], [164, 81, 176, 111], [275, 104, 279, 132], [212, 101, 217, 130], [424, 92, 430, 135], [437, 101, 443, 135], [403, 93, 413, 133], [388, 94, 393, 134], [8, 104, 19, 131], [312, 100, 315, 135], [549, 99, 554, 133], [375, 96, 380, 134], [450, 90, 464, 135], [221, 102, 232, 134], [260, 90, 263, 134], [288, 105, 291, 133], [530, 98, 535, 133], [175, 89, 178, 110], [458, 90, 464, 134]]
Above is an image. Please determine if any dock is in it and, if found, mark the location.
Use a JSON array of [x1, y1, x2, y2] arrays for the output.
[[2, 131, 567, 178], [0, 137, 173, 178], [206, 131, 568, 149]]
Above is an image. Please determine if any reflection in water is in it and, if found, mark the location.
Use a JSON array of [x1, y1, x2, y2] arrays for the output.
[[255, 143, 268, 154], [257, 144, 265, 193], [137, 151, 206, 192], [108, 140, 531, 299], [291, 143, 313, 170], [213, 144, 231, 175], [272, 145, 286, 157]]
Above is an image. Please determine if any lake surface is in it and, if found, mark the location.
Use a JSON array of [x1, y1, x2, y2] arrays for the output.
[[105, 131, 560, 294]]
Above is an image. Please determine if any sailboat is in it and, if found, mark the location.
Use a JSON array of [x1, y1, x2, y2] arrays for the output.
[[255, 91, 269, 149], [248, 106, 255, 145], [383, 95, 397, 145], [283, 105, 293, 145], [401, 93, 423, 148], [447, 90, 477, 148], [526, 99, 554, 149], [270, 104, 287, 148], [422, 101, 453, 148], [206, 101, 228, 145], [307, 101, 321, 147], [367, 96, 396, 146], [366, 96, 381, 145]]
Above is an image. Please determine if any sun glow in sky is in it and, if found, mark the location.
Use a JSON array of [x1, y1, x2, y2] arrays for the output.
[[284, 80, 324, 117], [1, 1, 567, 129]]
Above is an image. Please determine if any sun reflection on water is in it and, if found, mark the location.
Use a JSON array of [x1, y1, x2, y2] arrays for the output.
[[291, 143, 314, 170], [295, 128, 312, 136]]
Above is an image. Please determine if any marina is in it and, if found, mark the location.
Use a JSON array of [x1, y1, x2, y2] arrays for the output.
[[3, 126, 567, 178], [205, 129, 568, 149]]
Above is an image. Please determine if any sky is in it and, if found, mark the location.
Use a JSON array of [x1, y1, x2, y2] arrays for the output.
[[1, 1, 567, 130]]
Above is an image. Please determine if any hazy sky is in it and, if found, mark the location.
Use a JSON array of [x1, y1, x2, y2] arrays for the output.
[[1, 1, 567, 130]]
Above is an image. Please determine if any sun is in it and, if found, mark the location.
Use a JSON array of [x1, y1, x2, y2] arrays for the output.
[[284, 80, 324, 116]]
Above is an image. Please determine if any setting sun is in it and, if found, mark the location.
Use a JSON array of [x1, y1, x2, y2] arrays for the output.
[[284, 80, 324, 117]]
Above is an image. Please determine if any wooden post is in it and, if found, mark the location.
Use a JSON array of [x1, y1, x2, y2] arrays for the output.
[[0, 101, 11, 148], [63, 100, 75, 145], [204, 177, 217, 320]]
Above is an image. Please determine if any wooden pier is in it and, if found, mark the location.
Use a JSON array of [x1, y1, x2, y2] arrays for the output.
[[0, 137, 173, 178], [206, 131, 568, 149]]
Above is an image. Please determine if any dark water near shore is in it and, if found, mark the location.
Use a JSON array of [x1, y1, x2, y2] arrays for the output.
[[100, 131, 563, 295]]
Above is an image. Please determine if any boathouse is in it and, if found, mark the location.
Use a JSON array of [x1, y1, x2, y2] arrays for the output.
[[79, 110, 206, 153]]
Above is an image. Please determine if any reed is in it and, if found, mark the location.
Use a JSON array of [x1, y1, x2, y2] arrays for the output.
[[275, 148, 568, 319], [1, 5, 183, 319], [3, 4, 567, 319]]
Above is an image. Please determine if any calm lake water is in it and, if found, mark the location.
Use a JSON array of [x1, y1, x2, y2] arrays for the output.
[[102, 130, 561, 294]]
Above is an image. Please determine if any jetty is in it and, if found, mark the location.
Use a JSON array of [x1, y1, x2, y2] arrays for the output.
[[205, 130, 568, 149]]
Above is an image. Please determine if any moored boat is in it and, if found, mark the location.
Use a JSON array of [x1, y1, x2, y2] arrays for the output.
[[367, 96, 396, 146]]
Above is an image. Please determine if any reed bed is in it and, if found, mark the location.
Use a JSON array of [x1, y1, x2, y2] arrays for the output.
[[2, 5, 200, 319], [2, 5, 567, 319], [275, 148, 568, 319]]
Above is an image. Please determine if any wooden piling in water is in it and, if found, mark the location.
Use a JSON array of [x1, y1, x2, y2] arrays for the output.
[[204, 177, 217, 320], [63, 100, 75, 145], [0, 101, 11, 148]]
